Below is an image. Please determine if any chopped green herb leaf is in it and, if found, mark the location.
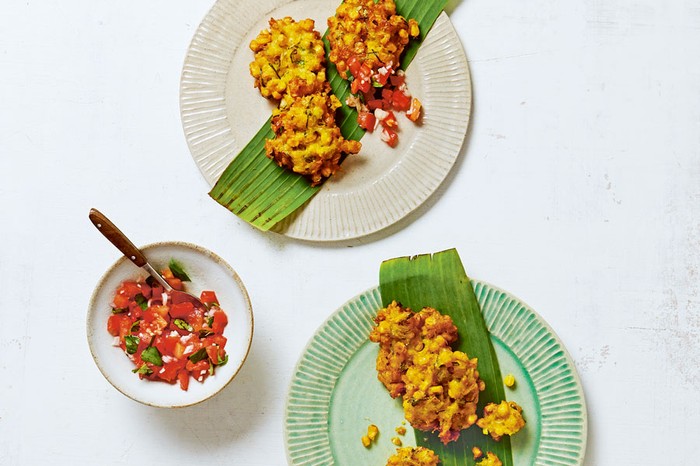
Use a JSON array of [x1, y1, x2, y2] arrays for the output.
[[168, 259, 191, 282], [130, 320, 141, 333], [208, 363, 215, 376], [217, 354, 229, 366], [188, 348, 208, 363], [207, 316, 214, 327], [174, 319, 193, 332], [132, 364, 152, 375], [134, 293, 148, 310], [124, 335, 139, 355], [111, 307, 127, 314], [141, 346, 163, 366]]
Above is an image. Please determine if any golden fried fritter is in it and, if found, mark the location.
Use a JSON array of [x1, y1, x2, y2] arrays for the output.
[[476, 452, 503, 466], [403, 341, 484, 444], [327, 0, 419, 79], [370, 301, 484, 444], [386, 447, 440, 466], [249, 17, 327, 101], [477, 400, 526, 441], [266, 91, 361, 185], [369, 302, 457, 398]]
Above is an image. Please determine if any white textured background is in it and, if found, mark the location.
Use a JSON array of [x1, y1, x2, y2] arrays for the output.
[[1, 0, 699, 464]]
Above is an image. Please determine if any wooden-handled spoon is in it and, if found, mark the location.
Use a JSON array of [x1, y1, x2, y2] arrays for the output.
[[89, 208, 207, 309]]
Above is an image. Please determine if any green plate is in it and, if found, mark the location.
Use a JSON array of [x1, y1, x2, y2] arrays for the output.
[[285, 282, 587, 465]]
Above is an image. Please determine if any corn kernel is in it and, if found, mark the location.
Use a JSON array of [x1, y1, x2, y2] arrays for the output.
[[361, 435, 371, 448], [472, 446, 483, 459], [391, 437, 402, 446], [395, 426, 406, 435], [428, 386, 443, 395], [504, 374, 516, 388], [367, 424, 379, 441]]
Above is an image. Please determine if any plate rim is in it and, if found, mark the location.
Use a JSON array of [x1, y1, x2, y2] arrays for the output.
[[179, 0, 472, 241], [284, 281, 588, 465], [86, 240, 254, 408]]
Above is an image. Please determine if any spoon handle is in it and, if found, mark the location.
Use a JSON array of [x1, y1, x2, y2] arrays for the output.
[[89, 208, 147, 267]]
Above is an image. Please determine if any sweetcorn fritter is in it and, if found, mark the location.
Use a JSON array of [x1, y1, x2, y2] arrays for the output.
[[386, 447, 440, 466], [476, 452, 503, 466], [369, 301, 457, 398], [403, 338, 484, 444], [249, 17, 327, 102], [249, 17, 361, 185], [369, 301, 485, 444], [266, 91, 361, 185], [327, 0, 419, 79], [476, 400, 526, 441]]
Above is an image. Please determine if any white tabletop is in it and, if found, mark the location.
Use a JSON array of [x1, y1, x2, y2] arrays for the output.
[[1, 0, 699, 464]]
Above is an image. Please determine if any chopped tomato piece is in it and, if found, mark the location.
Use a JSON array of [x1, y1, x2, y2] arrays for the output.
[[156, 332, 181, 355], [367, 99, 387, 111], [200, 291, 219, 305], [178, 370, 190, 390], [347, 56, 361, 77], [166, 277, 183, 291], [186, 359, 210, 374], [390, 74, 405, 87], [158, 361, 185, 383], [120, 281, 142, 299], [391, 90, 411, 112], [375, 68, 391, 86], [112, 293, 130, 310], [357, 111, 376, 132], [206, 344, 226, 365], [203, 334, 228, 348], [211, 310, 228, 334], [139, 283, 152, 299], [381, 88, 393, 102], [169, 302, 194, 319], [380, 110, 398, 129], [381, 128, 399, 148], [107, 314, 130, 337]]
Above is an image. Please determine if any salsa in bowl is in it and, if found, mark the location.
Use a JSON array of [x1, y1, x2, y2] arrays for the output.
[[87, 242, 253, 407]]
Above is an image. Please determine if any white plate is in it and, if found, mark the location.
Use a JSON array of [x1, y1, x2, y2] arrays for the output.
[[87, 242, 253, 407], [180, 0, 471, 241]]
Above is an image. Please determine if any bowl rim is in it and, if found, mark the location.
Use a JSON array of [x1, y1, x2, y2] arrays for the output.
[[86, 240, 254, 408]]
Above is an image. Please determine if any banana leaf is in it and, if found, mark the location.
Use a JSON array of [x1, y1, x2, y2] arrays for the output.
[[209, 0, 449, 231], [379, 249, 513, 466]]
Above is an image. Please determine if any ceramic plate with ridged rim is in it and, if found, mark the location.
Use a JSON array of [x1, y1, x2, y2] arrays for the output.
[[285, 283, 587, 465], [180, 0, 471, 241]]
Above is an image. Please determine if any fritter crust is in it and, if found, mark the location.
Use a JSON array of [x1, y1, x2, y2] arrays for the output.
[[249, 17, 327, 101], [370, 301, 485, 444], [327, 0, 419, 79], [266, 91, 361, 185], [476, 400, 526, 441], [386, 446, 440, 466]]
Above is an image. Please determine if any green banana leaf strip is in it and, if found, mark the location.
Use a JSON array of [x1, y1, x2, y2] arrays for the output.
[[209, 0, 449, 231], [379, 249, 513, 466]]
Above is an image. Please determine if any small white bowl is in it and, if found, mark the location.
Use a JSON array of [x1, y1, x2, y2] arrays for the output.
[[87, 241, 253, 407]]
